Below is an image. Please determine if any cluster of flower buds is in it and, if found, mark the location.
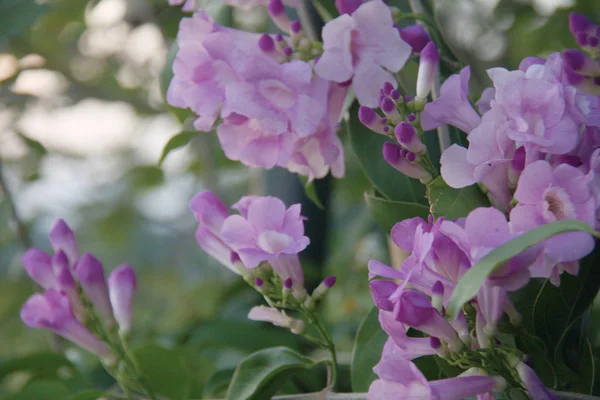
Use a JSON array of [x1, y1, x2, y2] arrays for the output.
[[20, 220, 136, 361], [189, 191, 336, 335]]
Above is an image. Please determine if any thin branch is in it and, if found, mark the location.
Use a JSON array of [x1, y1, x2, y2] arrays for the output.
[[0, 158, 31, 249]]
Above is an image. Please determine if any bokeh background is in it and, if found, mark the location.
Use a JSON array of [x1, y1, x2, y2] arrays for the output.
[[0, 0, 599, 397]]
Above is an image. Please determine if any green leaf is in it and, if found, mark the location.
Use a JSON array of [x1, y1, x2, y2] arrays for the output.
[[580, 338, 596, 395], [66, 390, 105, 400], [0, 0, 51, 39], [129, 165, 164, 188], [364, 192, 430, 233], [159, 131, 199, 165], [132, 345, 190, 400], [351, 307, 388, 392], [17, 133, 47, 156], [346, 104, 427, 204], [203, 369, 235, 399], [298, 176, 324, 209], [426, 177, 489, 220], [0, 352, 77, 382], [311, 0, 336, 22], [447, 220, 600, 319], [225, 347, 323, 400], [4, 380, 71, 400]]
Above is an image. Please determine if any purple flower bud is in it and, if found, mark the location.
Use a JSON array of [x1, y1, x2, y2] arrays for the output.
[[323, 276, 337, 288], [405, 95, 412, 102], [563, 49, 600, 75], [399, 148, 408, 158], [258, 34, 275, 53], [382, 81, 394, 96], [429, 336, 441, 349], [399, 24, 431, 53], [405, 152, 418, 163], [52, 250, 86, 320], [290, 20, 302, 34], [508, 146, 526, 186], [255, 277, 264, 288], [590, 36, 599, 47], [230, 252, 241, 264], [335, 0, 363, 15], [49, 219, 79, 268], [22, 248, 56, 289], [267, 0, 292, 33], [283, 277, 293, 289], [395, 122, 425, 154], [275, 34, 284, 42], [407, 113, 416, 122], [383, 125, 390, 133], [416, 41, 439, 100], [358, 106, 387, 135], [75, 253, 115, 327], [283, 46, 293, 57], [21, 289, 111, 357], [432, 281, 444, 296], [380, 117, 387, 124], [380, 97, 399, 118], [390, 89, 400, 100], [383, 143, 432, 183], [563, 67, 600, 95], [108, 264, 136, 334]]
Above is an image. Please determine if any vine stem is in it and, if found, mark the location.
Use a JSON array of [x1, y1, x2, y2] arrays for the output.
[[0, 157, 31, 249], [301, 307, 338, 390]]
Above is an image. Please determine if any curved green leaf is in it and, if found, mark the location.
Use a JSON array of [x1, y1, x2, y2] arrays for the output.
[[226, 347, 322, 400], [447, 220, 600, 319], [0, 352, 77, 382], [426, 176, 489, 220], [159, 131, 199, 165], [364, 192, 429, 233], [299, 176, 324, 209], [132, 345, 190, 400], [351, 307, 387, 392], [346, 104, 427, 204], [203, 369, 235, 399]]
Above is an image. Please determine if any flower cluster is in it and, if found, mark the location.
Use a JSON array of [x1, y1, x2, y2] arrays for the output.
[[21, 220, 136, 360], [189, 191, 335, 333], [167, 0, 422, 180], [368, 208, 561, 399]]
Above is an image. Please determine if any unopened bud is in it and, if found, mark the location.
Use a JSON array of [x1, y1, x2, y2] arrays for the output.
[[382, 143, 432, 183], [395, 122, 425, 154], [267, 0, 292, 33], [416, 41, 439, 100], [359, 106, 388, 135]]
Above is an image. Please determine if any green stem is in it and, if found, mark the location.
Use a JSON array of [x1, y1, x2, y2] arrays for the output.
[[307, 312, 338, 390]]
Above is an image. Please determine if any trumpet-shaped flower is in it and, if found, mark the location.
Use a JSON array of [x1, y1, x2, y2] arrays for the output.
[[315, 0, 411, 106]]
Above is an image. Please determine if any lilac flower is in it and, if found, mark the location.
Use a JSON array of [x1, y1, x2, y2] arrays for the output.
[[516, 361, 559, 400], [75, 253, 115, 327], [21, 289, 111, 357], [335, 0, 364, 14], [378, 311, 437, 360], [440, 207, 534, 292], [108, 264, 136, 334], [415, 42, 439, 101], [248, 306, 304, 333], [368, 347, 500, 400], [49, 219, 79, 268], [22, 248, 56, 289], [222, 0, 299, 10], [222, 59, 325, 138], [421, 66, 481, 134], [398, 24, 431, 53], [167, 10, 268, 131], [315, 0, 411, 106], [510, 160, 596, 285], [168, 0, 196, 12], [190, 191, 246, 275], [221, 197, 309, 271]]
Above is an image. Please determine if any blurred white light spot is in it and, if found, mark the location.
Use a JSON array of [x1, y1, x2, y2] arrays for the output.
[[124, 24, 165, 66], [18, 54, 46, 69], [18, 99, 138, 155], [0, 54, 18, 82], [135, 176, 195, 222], [12, 69, 68, 98], [532, 0, 575, 16], [87, 0, 127, 27]]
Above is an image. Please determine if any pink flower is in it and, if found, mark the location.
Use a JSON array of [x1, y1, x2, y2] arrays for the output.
[[222, 0, 299, 10], [21, 289, 111, 357], [189, 191, 246, 275], [510, 160, 596, 285], [49, 219, 79, 268], [75, 253, 115, 327], [221, 196, 310, 270], [368, 346, 500, 400], [315, 0, 411, 106]]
